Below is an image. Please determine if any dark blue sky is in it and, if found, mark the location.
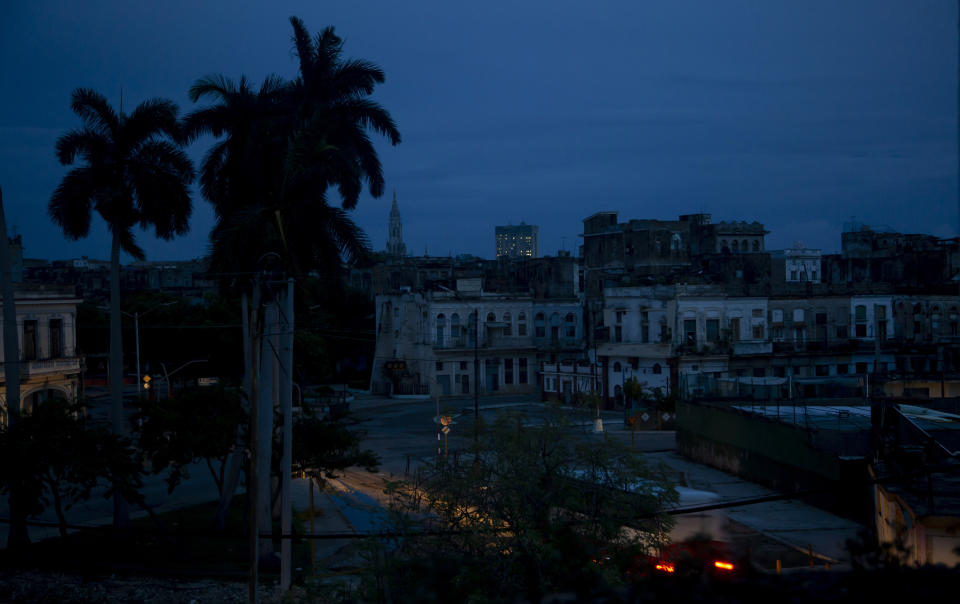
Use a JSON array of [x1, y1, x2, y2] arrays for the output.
[[1, 1, 956, 262]]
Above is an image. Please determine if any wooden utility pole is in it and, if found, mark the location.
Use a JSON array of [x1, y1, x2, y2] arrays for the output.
[[246, 282, 262, 604], [280, 278, 294, 590]]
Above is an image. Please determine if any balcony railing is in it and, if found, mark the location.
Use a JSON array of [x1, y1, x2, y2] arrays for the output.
[[22, 356, 81, 376]]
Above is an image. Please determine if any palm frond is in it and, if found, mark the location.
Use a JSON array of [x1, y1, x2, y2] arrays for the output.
[[48, 167, 96, 239], [125, 98, 181, 146], [71, 88, 119, 134]]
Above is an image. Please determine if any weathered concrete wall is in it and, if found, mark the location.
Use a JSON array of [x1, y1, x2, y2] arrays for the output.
[[676, 401, 871, 521]]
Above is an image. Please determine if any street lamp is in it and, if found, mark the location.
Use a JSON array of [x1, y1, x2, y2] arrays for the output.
[[129, 302, 176, 399]]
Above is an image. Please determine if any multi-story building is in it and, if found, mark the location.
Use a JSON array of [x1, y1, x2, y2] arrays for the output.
[[495, 223, 539, 259], [0, 284, 82, 419], [371, 277, 583, 399]]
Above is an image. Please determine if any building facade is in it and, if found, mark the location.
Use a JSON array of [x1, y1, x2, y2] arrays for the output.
[[495, 223, 539, 259]]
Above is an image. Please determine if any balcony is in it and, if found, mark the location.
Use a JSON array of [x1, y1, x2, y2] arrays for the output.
[[22, 356, 81, 377], [732, 340, 772, 356]]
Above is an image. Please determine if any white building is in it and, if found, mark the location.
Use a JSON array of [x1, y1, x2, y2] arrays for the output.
[[779, 242, 822, 283], [0, 285, 83, 419], [371, 282, 583, 399]]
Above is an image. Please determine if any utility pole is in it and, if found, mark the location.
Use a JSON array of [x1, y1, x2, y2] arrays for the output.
[[474, 308, 479, 420]]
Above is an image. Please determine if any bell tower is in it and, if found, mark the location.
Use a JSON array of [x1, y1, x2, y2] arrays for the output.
[[386, 191, 406, 257]]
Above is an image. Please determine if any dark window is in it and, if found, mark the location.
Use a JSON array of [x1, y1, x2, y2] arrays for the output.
[[22, 320, 37, 361], [837, 325, 848, 338], [855, 324, 867, 338], [504, 359, 513, 384], [564, 313, 576, 338], [837, 364, 849, 375], [773, 366, 785, 377], [519, 358, 528, 384], [459, 361, 468, 370], [855, 362, 868, 373], [49, 319, 63, 359], [815, 365, 829, 377], [706, 319, 719, 343], [753, 367, 765, 378], [613, 362, 622, 372], [684, 319, 697, 345], [436, 361, 444, 371], [816, 313, 827, 326], [535, 313, 545, 338], [652, 363, 661, 375]]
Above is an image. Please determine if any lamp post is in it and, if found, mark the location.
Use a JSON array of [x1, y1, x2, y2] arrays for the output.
[[108, 301, 175, 400]]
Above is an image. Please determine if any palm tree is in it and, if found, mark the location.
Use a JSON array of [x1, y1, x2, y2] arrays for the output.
[[49, 88, 194, 529], [185, 16, 401, 281]]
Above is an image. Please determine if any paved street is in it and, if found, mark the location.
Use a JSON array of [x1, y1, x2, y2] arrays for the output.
[[1, 391, 865, 570]]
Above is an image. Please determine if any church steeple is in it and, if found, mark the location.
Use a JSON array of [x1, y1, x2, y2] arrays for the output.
[[386, 190, 406, 257]]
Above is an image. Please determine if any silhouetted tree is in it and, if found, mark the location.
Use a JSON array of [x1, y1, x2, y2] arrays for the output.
[[49, 89, 193, 529]]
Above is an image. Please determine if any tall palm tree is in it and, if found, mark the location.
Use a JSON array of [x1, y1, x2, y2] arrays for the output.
[[185, 16, 400, 282], [49, 88, 194, 529]]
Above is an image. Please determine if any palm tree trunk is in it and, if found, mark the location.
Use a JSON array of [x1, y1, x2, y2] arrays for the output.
[[109, 231, 129, 530], [0, 186, 28, 549]]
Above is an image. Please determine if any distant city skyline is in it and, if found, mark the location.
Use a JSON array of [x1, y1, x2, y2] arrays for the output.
[[1, 1, 956, 263]]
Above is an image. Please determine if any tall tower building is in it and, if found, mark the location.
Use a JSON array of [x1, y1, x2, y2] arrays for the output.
[[495, 222, 539, 259], [386, 191, 406, 257]]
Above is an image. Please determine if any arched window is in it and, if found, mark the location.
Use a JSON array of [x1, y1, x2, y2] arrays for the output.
[[564, 313, 576, 337], [752, 240, 759, 252], [550, 313, 561, 340], [451, 313, 461, 339], [518, 311, 527, 336], [534, 312, 545, 338], [467, 312, 477, 346], [486, 312, 496, 322], [436, 313, 445, 344], [732, 240, 739, 252], [741, 240, 748, 252], [503, 311, 512, 336], [652, 363, 662, 375], [721, 239, 728, 252], [614, 362, 622, 372]]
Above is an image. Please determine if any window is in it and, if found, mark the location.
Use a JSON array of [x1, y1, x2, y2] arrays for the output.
[[773, 366, 785, 377], [49, 318, 63, 359], [752, 324, 764, 340], [732, 240, 739, 252], [614, 362, 622, 372], [518, 312, 527, 336], [837, 364, 849, 375], [816, 313, 827, 325], [652, 363, 662, 374], [837, 325, 848, 339], [752, 240, 759, 252], [550, 313, 560, 340], [684, 319, 697, 345], [564, 313, 576, 338], [436, 361, 444, 371], [503, 312, 512, 336], [640, 311, 650, 343], [815, 365, 829, 377], [790, 270, 798, 281], [519, 358, 528, 384], [460, 361, 468, 370], [535, 313, 545, 338], [706, 319, 720, 343], [614, 325, 622, 343], [772, 309, 783, 324], [772, 326, 785, 341], [855, 304, 867, 337], [752, 308, 763, 318], [23, 320, 37, 361], [629, 357, 639, 370], [855, 362, 868, 374], [793, 309, 804, 323], [436, 314, 445, 344], [486, 312, 496, 323], [729, 317, 740, 341], [753, 367, 765, 378], [504, 359, 513, 384], [451, 313, 461, 339]]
